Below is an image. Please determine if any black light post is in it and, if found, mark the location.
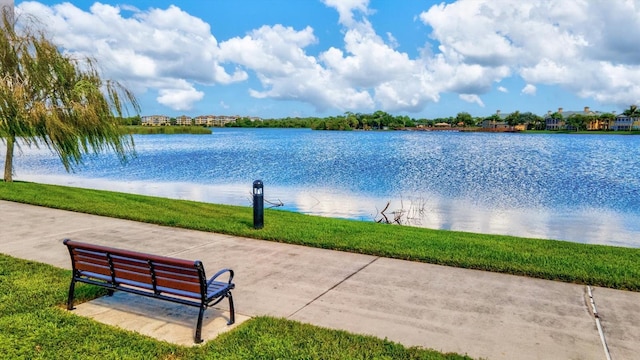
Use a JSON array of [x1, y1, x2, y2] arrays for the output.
[[253, 180, 264, 229]]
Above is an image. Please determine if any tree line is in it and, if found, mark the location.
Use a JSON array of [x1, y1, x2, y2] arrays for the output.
[[120, 106, 640, 132], [226, 110, 540, 130], [226, 106, 640, 131]]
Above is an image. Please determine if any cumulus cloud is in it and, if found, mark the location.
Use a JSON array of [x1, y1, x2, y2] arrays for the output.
[[219, 24, 374, 111], [157, 87, 204, 111], [219, 11, 440, 112], [419, 0, 640, 108], [321, 0, 370, 27], [459, 94, 485, 107], [521, 84, 536, 96], [15, 0, 640, 114], [16, 1, 244, 111]]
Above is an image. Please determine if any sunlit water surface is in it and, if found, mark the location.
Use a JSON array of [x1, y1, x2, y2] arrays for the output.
[[6, 128, 640, 247]]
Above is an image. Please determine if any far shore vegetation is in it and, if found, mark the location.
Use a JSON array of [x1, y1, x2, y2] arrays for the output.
[[0, 254, 469, 359], [2, 181, 639, 292], [122, 104, 640, 133]]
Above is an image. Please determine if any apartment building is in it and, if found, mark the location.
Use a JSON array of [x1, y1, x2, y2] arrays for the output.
[[175, 115, 192, 126], [141, 115, 170, 126], [194, 115, 241, 127]]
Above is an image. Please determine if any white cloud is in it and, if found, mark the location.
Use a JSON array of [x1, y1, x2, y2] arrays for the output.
[[459, 94, 485, 107], [219, 24, 375, 111], [386, 32, 399, 49], [16, 1, 243, 111], [322, 27, 419, 87], [15, 0, 640, 114], [321, 0, 370, 27], [521, 84, 537, 96], [419, 0, 640, 108], [156, 80, 204, 111], [219, 25, 318, 76]]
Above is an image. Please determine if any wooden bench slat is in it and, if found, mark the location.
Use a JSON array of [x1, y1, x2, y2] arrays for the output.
[[153, 263, 200, 276], [110, 256, 147, 267], [156, 276, 202, 295], [68, 241, 196, 267], [155, 268, 200, 283], [75, 261, 111, 277], [115, 277, 154, 291], [73, 251, 111, 265], [110, 259, 152, 275], [113, 268, 153, 285], [156, 285, 201, 299]]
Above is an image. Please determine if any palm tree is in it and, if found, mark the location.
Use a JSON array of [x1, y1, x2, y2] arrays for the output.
[[0, 9, 139, 182], [622, 105, 639, 117], [620, 105, 639, 131], [598, 113, 615, 131]]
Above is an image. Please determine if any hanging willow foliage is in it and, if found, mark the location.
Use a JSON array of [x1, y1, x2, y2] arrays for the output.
[[0, 9, 139, 182]]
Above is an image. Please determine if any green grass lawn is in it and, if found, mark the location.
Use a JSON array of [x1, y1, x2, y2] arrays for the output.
[[2, 181, 640, 291], [0, 254, 470, 359]]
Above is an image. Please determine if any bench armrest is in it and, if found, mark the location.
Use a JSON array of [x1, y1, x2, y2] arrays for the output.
[[207, 268, 234, 287]]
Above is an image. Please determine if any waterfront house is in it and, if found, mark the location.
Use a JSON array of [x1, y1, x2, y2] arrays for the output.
[[612, 114, 640, 131], [545, 107, 605, 130], [481, 110, 526, 131], [481, 110, 509, 129]]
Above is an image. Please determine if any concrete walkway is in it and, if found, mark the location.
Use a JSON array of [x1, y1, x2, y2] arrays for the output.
[[2, 200, 639, 359]]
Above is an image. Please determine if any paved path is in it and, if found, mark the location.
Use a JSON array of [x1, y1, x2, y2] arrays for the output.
[[2, 200, 639, 359]]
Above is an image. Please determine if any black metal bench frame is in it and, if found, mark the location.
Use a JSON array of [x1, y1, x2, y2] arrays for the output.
[[63, 239, 235, 343]]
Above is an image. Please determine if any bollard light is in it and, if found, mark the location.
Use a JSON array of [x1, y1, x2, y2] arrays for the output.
[[253, 180, 264, 229]]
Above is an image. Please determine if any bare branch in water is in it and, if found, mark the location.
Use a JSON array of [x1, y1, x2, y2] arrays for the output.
[[246, 192, 284, 209], [375, 201, 391, 223], [265, 198, 284, 208], [375, 197, 428, 226]]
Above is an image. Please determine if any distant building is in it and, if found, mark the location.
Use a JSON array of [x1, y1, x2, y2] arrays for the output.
[[612, 114, 640, 131], [175, 115, 192, 126], [141, 114, 261, 127], [545, 107, 604, 130], [194, 115, 242, 127], [141, 115, 170, 126], [481, 110, 509, 129], [481, 110, 525, 131]]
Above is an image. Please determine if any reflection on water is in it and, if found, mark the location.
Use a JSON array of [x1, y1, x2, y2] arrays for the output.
[[6, 128, 640, 247]]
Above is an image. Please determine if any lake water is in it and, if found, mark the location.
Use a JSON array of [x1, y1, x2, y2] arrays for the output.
[[6, 128, 640, 247]]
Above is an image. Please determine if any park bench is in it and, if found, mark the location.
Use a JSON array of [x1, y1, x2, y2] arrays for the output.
[[63, 239, 235, 343]]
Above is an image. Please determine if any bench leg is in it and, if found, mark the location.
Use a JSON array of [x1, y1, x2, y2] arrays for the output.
[[67, 279, 76, 310], [227, 291, 235, 325], [195, 306, 205, 344]]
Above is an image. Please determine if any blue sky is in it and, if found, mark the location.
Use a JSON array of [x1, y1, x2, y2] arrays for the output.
[[12, 0, 640, 119]]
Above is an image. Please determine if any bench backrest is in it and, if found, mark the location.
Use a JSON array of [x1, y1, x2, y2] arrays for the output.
[[64, 239, 206, 300]]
